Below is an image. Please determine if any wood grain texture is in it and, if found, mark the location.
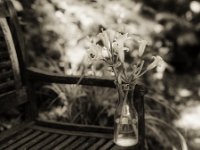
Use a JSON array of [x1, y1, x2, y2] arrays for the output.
[[0, 61, 11, 69], [0, 0, 28, 114], [26, 67, 116, 88], [0, 1, 146, 149], [0, 0, 9, 17], [0, 121, 34, 145], [0, 119, 144, 149]]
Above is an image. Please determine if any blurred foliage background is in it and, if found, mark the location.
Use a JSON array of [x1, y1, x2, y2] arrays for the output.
[[1, 0, 200, 149]]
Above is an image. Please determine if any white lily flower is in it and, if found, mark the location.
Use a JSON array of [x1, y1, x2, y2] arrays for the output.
[[102, 47, 111, 58], [98, 30, 111, 50], [87, 43, 103, 60], [98, 29, 120, 50], [114, 33, 131, 49], [112, 33, 130, 62], [106, 29, 118, 43], [147, 56, 164, 71]]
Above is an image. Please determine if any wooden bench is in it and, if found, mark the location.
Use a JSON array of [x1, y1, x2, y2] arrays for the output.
[[0, 0, 145, 149]]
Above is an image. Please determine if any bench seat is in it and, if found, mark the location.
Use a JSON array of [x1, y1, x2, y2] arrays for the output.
[[0, 120, 135, 150]]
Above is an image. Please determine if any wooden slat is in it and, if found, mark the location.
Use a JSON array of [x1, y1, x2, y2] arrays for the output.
[[0, 70, 13, 81], [0, 61, 11, 69], [0, 80, 15, 93], [36, 119, 113, 134], [5, 130, 41, 150], [64, 136, 87, 150], [16, 132, 50, 150], [5, 1, 27, 82], [0, 129, 33, 149], [0, 0, 29, 115], [76, 137, 97, 150], [0, 122, 34, 144], [31, 125, 112, 139], [53, 136, 77, 150], [99, 140, 114, 150], [88, 138, 107, 150], [29, 133, 59, 150], [0, 91, 17, 111], [0, 51, 9, 60], [0, 90, 27, 114], [0, 90, 15, 98], [26, 67, 116, 88], [0, 0, 10, 17], [134, 87, 145, 150], [42, 135, 68, 150]]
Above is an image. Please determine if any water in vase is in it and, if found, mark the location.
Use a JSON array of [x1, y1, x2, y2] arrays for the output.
[[114, 116, 138, 147]]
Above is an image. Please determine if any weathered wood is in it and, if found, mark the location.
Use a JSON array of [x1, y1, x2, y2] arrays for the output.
[[28, 133, 59, 150], [0, 80, 15, 92], [64, 136, 87, 150], [5, 131, 41, 150], [0, 0, 28, 114], [0, 90, 15, 98], [25, 79, 38, 119], [0, 91, 27, 114], [0, 0, 9, 17], [0, 119, 142, 150], [76, 137, 97, 150], [53, 136, 77, 150], [0, 61, 11, 69], [99, 140, 114, 150], [16, 132, 50, 150], [0, 70, 13, 81], [5, 1, 27, 79], [0, 0, 146, 149], [0, 17, 23, 91], [26, 67, 116, 88], [88, 138, 107, 150], [31, 125, 113, 139], [0, 129, 34, 149], [42, 135, 68, 150], [0, 121, 34, 145], [134, 87, 145, 150], [35, 119, 113, 134]]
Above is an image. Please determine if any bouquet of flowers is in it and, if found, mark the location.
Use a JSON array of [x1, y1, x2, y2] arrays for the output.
[[87, 28, 164, 147], [87, 29, 163, 88]]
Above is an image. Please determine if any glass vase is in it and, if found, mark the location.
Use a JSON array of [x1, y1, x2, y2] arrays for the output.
[[114, 84, 138, 147]]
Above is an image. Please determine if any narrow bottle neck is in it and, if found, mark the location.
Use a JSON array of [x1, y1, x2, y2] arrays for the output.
[[118, 84, 135, 104]]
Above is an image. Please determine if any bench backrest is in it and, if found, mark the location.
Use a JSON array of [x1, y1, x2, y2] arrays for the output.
[[0, 0, 27, 113]]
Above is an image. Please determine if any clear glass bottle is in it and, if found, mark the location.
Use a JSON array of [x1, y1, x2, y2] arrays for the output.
[[114, 84, 138, 147]]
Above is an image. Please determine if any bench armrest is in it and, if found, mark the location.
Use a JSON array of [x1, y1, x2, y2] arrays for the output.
[[26, 67, 116, 88]]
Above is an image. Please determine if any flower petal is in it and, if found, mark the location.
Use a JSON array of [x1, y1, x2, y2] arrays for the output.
[[146, 56, 163, 70], [118, 47, 125, 62], [107, 29, 117, 43], [101, 47, 111, 58], [98, 31, 110, 50], [138, 40, 148, 56], [115, 33, 130, 47], [87, 44, 103, 60]]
